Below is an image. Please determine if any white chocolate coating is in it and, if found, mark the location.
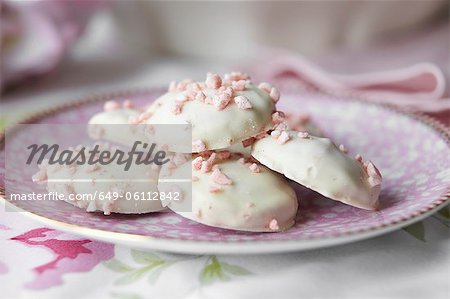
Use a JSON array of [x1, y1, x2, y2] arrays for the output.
[[88, 108, 144, 146], [34, 154, 164, 215], [146, 84, 275, 151], [251, 132, 381, 210], [88, 108, 191, 153], [159, 156, 298, 232]]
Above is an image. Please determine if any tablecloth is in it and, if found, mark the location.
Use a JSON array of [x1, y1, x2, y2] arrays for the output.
[[0, 200, 449, 299], [1, 57, 449, 299]]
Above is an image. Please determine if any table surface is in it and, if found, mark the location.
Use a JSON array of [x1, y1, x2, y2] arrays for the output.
[[0, 59, 449, 299]]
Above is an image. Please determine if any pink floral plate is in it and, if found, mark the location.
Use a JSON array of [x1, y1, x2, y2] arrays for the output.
[[1, 88, 449, 254]]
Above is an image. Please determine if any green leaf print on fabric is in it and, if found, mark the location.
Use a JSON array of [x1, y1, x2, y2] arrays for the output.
[[110, 292, 143, 299], [103, 250, 177, 285], [402, 221, 425, 242], [104, 258, 135, 273], [199, 256, 251, 285], [130, 250, 163, 264]]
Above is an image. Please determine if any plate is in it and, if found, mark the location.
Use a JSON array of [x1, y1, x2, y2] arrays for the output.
[[1, 87, 449, 254]]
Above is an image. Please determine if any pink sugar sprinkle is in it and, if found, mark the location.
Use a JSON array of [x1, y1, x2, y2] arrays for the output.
[[206, 73, 222, 89], [192, 157, 203, 170], [297, 131, 309, 139], [222, 86, 234, 97], [189, 82, 202, 92], [171, 103, 183, 115], [258, 82, 272, 94], [123, 99, 134, 109], [277, 131, 290, 144], [215, 150, 231, 160], [192, 140, 207, 152], [104, 101, 120, 111], [32, 168, 47, 184], [201, 160, 213, 173], [213, 93, 232, 110], [247, 202, 255, 208], [211, 169, 232, 185], [355, 154, 363, 162], [234, 95, 252, 109], [242, 137, 256, 147], [269, 87, 280, 102], [368, 176, 381, 187], [177, 79, 193, 91], [366, 161, 382, 179], [209, 185, 223, 193], [275, 122, 288, 131], [255, 132, 268, 140], [272, 111, 285, 124], [238, 158, 246, 164], [196, 91, 206, 102], [102, 201, 115, 215], [198, 150, 214, 158], [192, 176, 199, 182], [269, 219, 279, 230], [271, 130, 281, 138], [226, 71, 250, 82], [339, 144, 348, 153], [231, 80, 247, 91], [249, 163, 260, 173], [138, 112, 152, 123], [207, 152, 217, 163]]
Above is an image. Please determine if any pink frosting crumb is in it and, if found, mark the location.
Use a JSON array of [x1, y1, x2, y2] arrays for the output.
[[211, 169, 232, 185], [339, 144, 348, 153], [249, 163, 260, 173], [208, 185, 223, 193], [122, 99, 134, 109], [297, 131, 309, 139], [258, 82, 272, 94], [272, 111, 285, 124], [206, 73, 222, 89], [234, 95, 252, 109], [269, 219, 279, 230], [277, 131, 290, 144], [269, 87, 280, 102], [103, 101, 120, 111], [192, 157, 203, 171], [192, 140, 207, 152]]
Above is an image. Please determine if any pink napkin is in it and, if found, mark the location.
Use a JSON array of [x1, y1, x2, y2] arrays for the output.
[[0, 0, 105, 92], [252, 54, 450, 116]]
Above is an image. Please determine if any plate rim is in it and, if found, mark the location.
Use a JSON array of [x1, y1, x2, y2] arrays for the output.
[[1, 87, 449, 254]]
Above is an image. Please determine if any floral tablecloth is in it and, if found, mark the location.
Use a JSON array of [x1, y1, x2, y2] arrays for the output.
[[0, 199, 449, 299], [1, 56, 449, 298]]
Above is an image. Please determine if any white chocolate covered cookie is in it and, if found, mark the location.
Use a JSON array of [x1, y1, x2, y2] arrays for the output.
[[88, 100, 144, 146], [251, 131, 382, 210], [142, 73, 276, 152], [32, 145, 164, 215], [159, 154, 298, 232]]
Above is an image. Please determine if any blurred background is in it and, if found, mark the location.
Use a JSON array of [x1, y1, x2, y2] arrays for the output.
[[1, 0, 449, 125]]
